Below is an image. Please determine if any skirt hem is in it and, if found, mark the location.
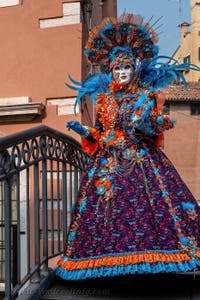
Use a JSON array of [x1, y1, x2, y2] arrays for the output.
[[56, 250, 200, 280]]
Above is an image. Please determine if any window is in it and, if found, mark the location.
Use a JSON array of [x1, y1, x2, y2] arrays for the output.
[[191, 103, 200, 115], [183, 55, 190, 64]]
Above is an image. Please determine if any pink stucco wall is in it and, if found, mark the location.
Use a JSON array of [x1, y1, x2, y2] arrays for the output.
[[0, 0, 117, 142], [0, 0, 82, 137], [164, 103, 200, 202]]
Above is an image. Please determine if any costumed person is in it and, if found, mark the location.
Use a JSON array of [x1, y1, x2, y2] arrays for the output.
[[56, 14, 200, 280]]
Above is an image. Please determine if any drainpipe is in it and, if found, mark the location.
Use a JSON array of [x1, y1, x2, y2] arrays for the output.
[[99, 0, 104, 21], [83, 0, 93, 31]]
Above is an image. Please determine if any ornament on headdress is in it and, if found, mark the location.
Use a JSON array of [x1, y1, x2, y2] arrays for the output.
[[84, 13, 159, 73]]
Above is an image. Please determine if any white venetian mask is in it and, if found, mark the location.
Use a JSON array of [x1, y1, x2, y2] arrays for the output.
[[112, 63, 135, 85]]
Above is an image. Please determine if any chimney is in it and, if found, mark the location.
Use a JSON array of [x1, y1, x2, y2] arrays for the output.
[[179, 22, 190, 40]]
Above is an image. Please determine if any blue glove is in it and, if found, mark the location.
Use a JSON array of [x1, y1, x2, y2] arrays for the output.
[[66, 121, 88, 136], [66, 121, 95, 142], [156, 116, 176, 125]]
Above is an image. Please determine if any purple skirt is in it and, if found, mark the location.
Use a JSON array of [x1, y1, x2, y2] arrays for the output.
[[56, 138, 200, 280]]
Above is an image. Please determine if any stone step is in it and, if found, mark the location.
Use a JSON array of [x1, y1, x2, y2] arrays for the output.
[[39, 272, 200, 300]]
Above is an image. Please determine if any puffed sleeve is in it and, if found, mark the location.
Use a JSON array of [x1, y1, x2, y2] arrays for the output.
[[132, 92, 175, 148], [149, 92, 175, 135]]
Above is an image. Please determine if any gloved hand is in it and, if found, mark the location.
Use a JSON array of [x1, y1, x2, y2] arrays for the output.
[[66, 121, 88, 137], [155, 115, 176, 132], [156, 115, 176, 126], [66, 121, 96, 143]]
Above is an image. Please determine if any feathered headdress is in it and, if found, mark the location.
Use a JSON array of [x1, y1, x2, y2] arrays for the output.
[[66, 13, 200, 113], [84, 13, 159, 73]]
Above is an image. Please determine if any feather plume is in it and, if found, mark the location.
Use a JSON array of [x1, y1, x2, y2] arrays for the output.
[[140, 56, 200, 90], [65, 73, 112, 114]]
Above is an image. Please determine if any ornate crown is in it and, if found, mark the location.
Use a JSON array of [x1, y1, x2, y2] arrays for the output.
[[84, 13, 159, 73]]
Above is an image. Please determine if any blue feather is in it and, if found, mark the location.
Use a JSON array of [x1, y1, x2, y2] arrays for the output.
[[133, 93, 147, 110], [65, 83, 80, 91], [140, 55, 200, 91], [167, 70, 178, 84], [177, 71, 187, 88], [65, 73, 112, 114], [68, 74, 82, 86]]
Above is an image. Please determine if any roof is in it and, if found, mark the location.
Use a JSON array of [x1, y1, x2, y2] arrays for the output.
[[165, 82, 200, 102]]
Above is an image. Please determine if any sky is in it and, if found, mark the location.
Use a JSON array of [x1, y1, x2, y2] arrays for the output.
[[117, 0, 190, 57]]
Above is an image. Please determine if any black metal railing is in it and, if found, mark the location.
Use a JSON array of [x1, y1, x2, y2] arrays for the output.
[[0, 125, 89, 299]]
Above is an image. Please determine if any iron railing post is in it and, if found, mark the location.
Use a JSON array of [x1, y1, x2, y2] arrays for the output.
[[16, 173, 21, 284], [12, 225, 18, 287], [50, 160, 54, 256], [4, 178, 11, 299], [56, 160, 61, 253], [62, 162, 67, 249], [26, 168, 30, 276], [33, 163, 41, 282], [42, 152, 48, 271]]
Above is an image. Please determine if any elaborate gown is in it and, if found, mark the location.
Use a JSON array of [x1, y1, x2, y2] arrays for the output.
[[56, 88, 200, 280]]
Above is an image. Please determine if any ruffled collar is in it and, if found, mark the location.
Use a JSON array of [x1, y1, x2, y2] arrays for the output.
[[109, 80, 138, 95]]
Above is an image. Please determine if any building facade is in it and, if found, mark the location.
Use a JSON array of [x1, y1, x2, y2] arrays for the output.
[[0, 0, 117, 140], [165, 0, 200, 203], [164, 84, 200, 204], [172, 0, 200, 81]]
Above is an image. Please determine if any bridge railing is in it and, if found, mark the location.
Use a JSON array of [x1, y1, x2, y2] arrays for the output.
[[0, 125, 89, 299]]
